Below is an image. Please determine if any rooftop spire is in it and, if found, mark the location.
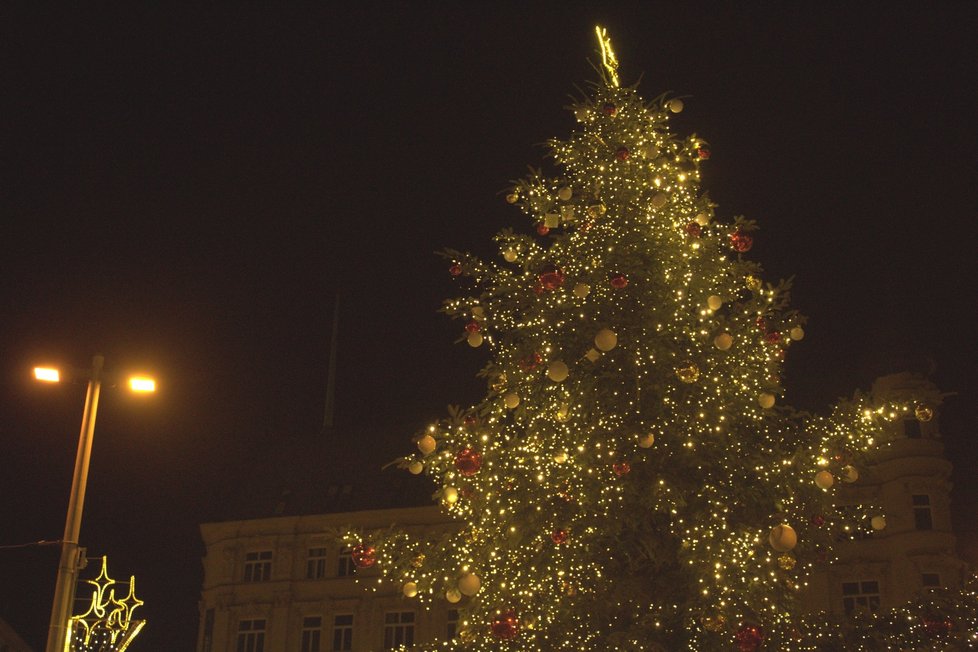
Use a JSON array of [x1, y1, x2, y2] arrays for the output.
[[322, 293, 340, 435]]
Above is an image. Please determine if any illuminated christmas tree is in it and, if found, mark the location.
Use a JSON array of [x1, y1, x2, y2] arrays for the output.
[[343, 29, 975, 650]]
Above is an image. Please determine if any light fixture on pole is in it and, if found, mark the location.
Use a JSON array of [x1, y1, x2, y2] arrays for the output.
[[36, 355, 155, 652]]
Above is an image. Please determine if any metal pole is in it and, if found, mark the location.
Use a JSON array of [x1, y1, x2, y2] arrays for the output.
[[45, 354, 103, 652]]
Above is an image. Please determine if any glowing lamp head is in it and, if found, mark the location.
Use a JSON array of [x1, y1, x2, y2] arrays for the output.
[[129, 377, 156, 393], [34, 367, 60, 383]]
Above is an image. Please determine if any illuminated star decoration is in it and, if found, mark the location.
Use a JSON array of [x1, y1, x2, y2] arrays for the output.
[[595, 25, 619, 88], [69, 556, 146, 652]]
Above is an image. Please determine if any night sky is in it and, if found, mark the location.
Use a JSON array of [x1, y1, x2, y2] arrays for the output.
[[1, 4, 976, 650]]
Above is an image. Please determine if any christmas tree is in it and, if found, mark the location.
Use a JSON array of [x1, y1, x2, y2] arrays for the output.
[[342, 29, 975, 651]]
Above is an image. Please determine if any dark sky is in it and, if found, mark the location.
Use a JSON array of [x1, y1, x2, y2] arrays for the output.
[[1, 4, 976, 650]]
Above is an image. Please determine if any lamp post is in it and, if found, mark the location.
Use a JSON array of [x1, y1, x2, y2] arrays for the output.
[[35, 355, 155, 652]]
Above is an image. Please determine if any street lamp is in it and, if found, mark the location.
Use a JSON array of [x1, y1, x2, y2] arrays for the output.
[[35, 355, 155, 652]]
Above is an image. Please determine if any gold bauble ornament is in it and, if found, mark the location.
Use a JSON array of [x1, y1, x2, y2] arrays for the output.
[[706, 295, 723, 311], [675, 362, 700, 383], [557, 186, 573, 201], [713, 333, 733, 351], [458, 572, 481, 596], [651, 192, 668, 209], [637, 433, 655, 448], [769, 523, 798, 552], [555, 403, 571, 422], [789, 326, 805, 341], [594, 328, 618, 352], [443, 487, 459, 504], [584, 348, 601, 362], [504, 392, 520, 409], [841, 465, 859, 483], [553, 451, 568, 463], [778, 553, 797, 570], [402, 581, 418, 598], [505, 192, 519, 204], [573, 283, 591, 298], [446, 588, 462, 603], [814, 470, 835, 490], [694, 212, 710, 226], [417, 434, 437, 456], [915, 405, 934, 422], [667, 98, 684, 113], [758, 392, 776, 409], [745, 275, 762, 291], [467, 332, 484, 348], [407, 460, 424, 475], [642, 143, 660, 159], [471, 306, 484, 319], [871, 515, 887, 531], [547, 360, 570, 382]]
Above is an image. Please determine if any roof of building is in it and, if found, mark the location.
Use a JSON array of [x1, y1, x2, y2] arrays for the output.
[[212, 424, 434, 522]]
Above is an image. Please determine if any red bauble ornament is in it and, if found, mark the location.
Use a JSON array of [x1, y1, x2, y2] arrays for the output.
[[538, 266, 565, 290], [612, 461, 631, 476], [697, 147, 711, 160], [351, 545, 376, 569], [551, 528, 569, 545], [602, 102, 617, 116], [615, 146, 630, 161], [765, 331, 782, 344], [463, 415, 477, 426], [610, 273, 629, 289], [730, 230, 753, 252], [491, 610, 520, 640], [685, 221, 702, 237], [811, 514, 826, 527], [449, 263, 462, 276], [464, 320, 481, 334], [755, 316, 768, 332], [520, 352, 543, 371], [454, 448, 483, 477], [735, 625, 764, 652], [536, 223, 550, 236], [922, 617, 953, 637]]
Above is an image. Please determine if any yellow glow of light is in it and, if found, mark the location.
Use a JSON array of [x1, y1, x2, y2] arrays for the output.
[[128, 377, 156, 393], [595, 26, 620, 87], [34, 367, 60, 382]]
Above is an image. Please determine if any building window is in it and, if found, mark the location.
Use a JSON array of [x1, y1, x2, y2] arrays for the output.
[[446, 609, 459, 639], [904, 419, 922, 439], [307, 547, 327, 579], [331, 614, 353, 652], [922, 573, 941, 588], [912, 494, 934, 530], [842, 580, 881, 615], [337, 547, 354, 577], [236, 619, 266, 652], [383, 611, 415, 649], [301, 616, 322, 652], [243, 551, 272, 582]]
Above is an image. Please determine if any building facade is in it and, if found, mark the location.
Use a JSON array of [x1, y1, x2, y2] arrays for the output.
[[800, 372, 968, 615], [198, 506, 454, 652], [197, 373, 968, 651]]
